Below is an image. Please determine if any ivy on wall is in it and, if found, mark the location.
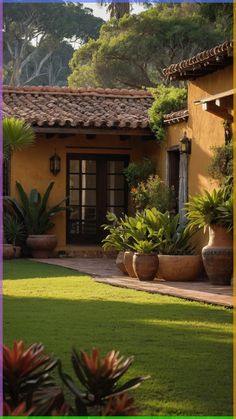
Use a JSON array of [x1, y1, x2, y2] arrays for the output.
[[148, 84, 187, 142]]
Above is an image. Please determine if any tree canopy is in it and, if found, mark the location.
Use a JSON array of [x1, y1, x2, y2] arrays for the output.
[[68, 3, 232, 89], [4, 3, 104, 86]]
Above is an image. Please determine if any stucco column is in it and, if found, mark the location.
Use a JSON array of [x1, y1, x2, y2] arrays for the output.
[[178, 152, 188, 225]]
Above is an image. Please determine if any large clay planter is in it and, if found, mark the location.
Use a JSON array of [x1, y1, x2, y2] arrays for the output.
[[13, 246, 21, 258], [157, 255, 204, 281], [26, 235, 57, 258], [124, 251, 136, 278], [116, 251, 127, 275], [202, 225, 233, 285], [3, 244, 14, 259], [133, 253, 158, 281]]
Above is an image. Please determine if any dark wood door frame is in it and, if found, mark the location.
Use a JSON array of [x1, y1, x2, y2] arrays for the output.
[[66, 153, 129, 244]]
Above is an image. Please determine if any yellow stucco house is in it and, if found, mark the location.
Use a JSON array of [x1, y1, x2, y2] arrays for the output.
[[3, 40, 233, 254]]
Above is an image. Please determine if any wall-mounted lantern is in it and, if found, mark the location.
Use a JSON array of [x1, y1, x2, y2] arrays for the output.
[[179, 132, 191, 154], [50, 151, 61, 176]]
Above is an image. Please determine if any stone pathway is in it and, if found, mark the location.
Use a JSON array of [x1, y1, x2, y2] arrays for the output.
[[34, 258, 233, 308]]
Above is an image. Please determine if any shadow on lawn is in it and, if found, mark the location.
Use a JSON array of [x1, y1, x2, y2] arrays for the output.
[[3, 294, 233, 416], [3, 259, 86, 280]]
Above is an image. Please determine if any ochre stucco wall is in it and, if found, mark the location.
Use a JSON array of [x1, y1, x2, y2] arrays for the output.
[[159, 65, 233, 194], [10, 132, 156, 250]]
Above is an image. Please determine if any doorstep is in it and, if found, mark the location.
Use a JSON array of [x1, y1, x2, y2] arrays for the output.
[[32, 257, 233, 308]]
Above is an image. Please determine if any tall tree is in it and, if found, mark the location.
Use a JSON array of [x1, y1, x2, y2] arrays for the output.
[[101, 2, 131, 19], [69, 4, 229, 89], [4, 3, 104, 86]]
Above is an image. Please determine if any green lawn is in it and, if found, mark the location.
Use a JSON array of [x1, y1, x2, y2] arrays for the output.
[[3, 259, 233, 416]]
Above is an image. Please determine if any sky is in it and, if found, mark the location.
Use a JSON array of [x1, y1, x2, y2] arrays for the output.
[[82, 3, 146, 20]]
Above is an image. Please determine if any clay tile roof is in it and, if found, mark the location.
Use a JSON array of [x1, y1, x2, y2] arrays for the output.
[[163, 40, 233, 81], [163, 109, 189, 125], [3, 85, 153, 130]]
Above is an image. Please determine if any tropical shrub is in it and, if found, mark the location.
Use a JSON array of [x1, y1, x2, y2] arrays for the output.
[[208, 142, 233, 189], [6, 181, 67, 235], [148, 85, 187, 142], [123, 159, 156, 189], [153, 212, 195, 255], [185, 188, 233, 232], [3, 341, 147, 416], [102, 212, 129, 251], [131, 175, 176, 212]]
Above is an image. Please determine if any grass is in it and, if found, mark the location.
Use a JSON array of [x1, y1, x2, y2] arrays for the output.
[[3, 259, 233, 416]]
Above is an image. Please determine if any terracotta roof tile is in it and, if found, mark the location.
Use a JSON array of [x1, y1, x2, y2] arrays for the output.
[[163, 40, 233, 80], [3, 85, 153, 130], [163, 109, 189, 124]]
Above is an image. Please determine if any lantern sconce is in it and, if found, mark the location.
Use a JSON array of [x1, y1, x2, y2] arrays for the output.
[[179, 132, 191, 155], [50, 150, 61, 176]]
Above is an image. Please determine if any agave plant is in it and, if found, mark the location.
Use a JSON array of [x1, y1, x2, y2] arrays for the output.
[[3, 214, 27, 246], [59, 347, 149, 415], [3, 117, 35, 160], [6, 181, 67, 235], [3, 341, 58, 408]]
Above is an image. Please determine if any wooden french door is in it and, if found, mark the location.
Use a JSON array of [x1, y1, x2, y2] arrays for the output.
[[66, 154, 129, 244]]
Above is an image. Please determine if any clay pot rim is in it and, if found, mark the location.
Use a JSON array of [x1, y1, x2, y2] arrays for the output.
[[134, 252, 158, 256], [159, 254, 201, 257]]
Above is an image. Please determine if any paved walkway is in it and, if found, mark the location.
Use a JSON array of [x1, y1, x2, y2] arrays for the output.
[[34, 258, 233, 308]]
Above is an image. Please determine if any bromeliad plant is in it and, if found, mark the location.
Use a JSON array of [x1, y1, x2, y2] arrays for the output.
[[6, 181, 68, 235], [59, 348, 149, 415], [3, 342, 148, 416]]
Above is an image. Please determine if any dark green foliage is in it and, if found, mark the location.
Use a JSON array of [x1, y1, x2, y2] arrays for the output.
[[154, 212, 195, 256], [4, 3, 104, 86], [123, 159, 156, 189], [6, 181, 67, 235], [69, 4, 227, 89], [148, 85, 187, 141], [208, 142, 233, 188], [130, 175, 176, 212], [186, 188, 233, 232], [3, 214, 26, 246]]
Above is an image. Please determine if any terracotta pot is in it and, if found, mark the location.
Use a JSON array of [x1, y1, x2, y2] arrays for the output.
[[124, 251, 136, 278], [202, 225, 233, 285], [3, 244, 14, 259], [26, 235, 57, 258], [157, 254, 204, 281], [13, 246, 21, 258], [116, 251, 127, 275], [133, 253, 158, 281]]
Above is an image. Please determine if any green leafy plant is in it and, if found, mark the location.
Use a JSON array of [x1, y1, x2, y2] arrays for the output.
[[208, 142, 233, 189], [3, 117, 35, 160], [3, 214, 26, 246], [153, 212, 195, 255], [129, 240, 159, 254], [123, 158, 156, 189], [102, 212, 129, 251], [148, 85, 187, 142], [185, 188, 233, 232], [6, 181, 67, 235], [131, 175, 176, 212]]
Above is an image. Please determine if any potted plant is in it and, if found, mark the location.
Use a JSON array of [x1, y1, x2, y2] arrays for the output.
[[102, 212, 128, 275], [7, 181, 67, 258], [130, 240, 159, 281], [154, 212, 203, 282], [186, 188, 233, 285], [3, 214, 26, 258]]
